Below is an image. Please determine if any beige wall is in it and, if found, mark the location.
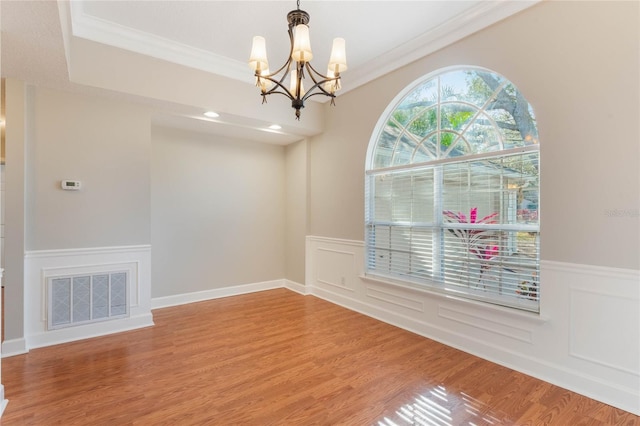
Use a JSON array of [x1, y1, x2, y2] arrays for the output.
[[4, 79, 25, 341], [285, 139, 308, 284], [25, 87, 151, 250], [151, 126, 286, 298], [309, 1, 639, 270]]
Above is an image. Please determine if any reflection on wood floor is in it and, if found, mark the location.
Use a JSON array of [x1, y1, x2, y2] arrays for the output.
[[2, 288, 638, 425]]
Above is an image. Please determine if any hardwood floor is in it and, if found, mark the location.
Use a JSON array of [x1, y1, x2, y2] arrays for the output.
[[1, 288, 638, 425]]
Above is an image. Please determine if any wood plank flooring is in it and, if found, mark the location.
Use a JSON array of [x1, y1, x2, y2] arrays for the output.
[[1, 289, 638, 425]]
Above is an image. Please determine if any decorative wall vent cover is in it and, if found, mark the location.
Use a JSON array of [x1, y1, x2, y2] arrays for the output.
[[48, 271, 129, 330]]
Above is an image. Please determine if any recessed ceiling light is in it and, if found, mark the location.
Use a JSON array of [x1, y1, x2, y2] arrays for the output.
[[268, 124, 282, 130], [204, 111, 219, 118]]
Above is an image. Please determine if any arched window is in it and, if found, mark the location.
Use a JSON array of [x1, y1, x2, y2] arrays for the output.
[[365, 67, 540, 312]]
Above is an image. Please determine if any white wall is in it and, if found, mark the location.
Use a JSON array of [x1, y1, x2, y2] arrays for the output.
[[306, 1, 640, 415], [151, 126, 286, 301]]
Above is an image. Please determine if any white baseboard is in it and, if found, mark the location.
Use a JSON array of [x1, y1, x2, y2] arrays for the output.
[[26, 313, 154, 350], [1, 338, 28, 358], [151, 279, 285, 310], [0, 385, 6, 417], [284, 279, 307, 295]]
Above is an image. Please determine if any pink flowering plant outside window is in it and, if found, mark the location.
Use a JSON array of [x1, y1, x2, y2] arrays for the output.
[[443, 207, 538, 300], [443, 207, 499, 287]]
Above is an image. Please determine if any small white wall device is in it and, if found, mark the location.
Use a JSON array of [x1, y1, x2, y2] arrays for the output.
[[61, 180, 82, 190]]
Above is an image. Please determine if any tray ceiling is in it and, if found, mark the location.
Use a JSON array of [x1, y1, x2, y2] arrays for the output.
[[2, 1, 539, 144]]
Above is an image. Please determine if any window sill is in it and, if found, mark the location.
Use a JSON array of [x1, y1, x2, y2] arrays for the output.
[[360, 273, 550, 324]]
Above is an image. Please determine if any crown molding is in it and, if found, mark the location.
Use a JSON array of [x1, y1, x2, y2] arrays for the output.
[[343, 0, 541, 95], [68, 1, 251, 84]]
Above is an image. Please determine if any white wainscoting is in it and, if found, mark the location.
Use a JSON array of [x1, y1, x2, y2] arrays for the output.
[[306, 235, 640, 415], [16, 245, 154, 353]]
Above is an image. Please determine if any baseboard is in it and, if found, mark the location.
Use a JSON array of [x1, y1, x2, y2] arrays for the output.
[[1, 338, 28, 358], [284, 279, 307, 295], [25, 313, 154, 350], [151, 279, 285, 310], [0, 385, 7, 417]]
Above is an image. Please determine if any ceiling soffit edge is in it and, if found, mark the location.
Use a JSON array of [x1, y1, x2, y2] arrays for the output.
[[68, 1, 251, 85]]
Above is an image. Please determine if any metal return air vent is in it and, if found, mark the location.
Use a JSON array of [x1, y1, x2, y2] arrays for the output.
[[48, 272, 128, 330]]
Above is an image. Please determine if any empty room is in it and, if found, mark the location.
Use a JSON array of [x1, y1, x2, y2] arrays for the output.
[[0, 0, 638, 424]]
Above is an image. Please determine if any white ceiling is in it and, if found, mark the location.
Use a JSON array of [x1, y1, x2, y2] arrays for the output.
[[1, 0, 539, 145]]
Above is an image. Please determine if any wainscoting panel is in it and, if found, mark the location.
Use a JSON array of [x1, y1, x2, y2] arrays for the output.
[[437, 305, 533, 344], [306, 236, 640, 415], [316, 248, 356, 292], [366, 285, 425, 313], [21, 245, 153, 351], [307, 237, 363, 297], [570, 288, 638, 375]]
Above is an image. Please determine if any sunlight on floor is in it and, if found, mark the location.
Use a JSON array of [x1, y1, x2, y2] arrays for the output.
[[376, 385, 505, 426]]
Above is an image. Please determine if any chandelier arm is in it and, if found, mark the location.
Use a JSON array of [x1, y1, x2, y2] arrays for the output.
[[264, 89, 299, 101], [303, 91, 337, 102], [264, 59, 293, 82], [299, 63, 341, 102], [256, 73, 296, 100], [305, 61, 333, 81], [301, 79, 333, 100]]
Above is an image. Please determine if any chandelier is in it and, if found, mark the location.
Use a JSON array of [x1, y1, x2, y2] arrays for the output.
[[249, 0, 347, 120]]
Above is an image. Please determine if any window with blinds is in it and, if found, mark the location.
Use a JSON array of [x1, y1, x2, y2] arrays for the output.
[[365, 67, 540, 312]]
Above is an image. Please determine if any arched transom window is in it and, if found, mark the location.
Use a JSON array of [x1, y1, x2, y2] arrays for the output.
[[365, 67, 540, 312]]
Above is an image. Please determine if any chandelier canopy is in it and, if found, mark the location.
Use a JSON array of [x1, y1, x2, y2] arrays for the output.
[[249, 0, 347, 120]]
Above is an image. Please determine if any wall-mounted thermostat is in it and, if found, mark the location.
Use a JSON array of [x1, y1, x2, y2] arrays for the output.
[[61, 180, 82, 190]]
